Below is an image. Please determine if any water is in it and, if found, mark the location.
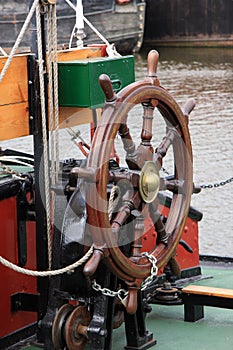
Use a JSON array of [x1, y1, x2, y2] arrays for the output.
[[136, 47, 233, 257], [1, 47, 233, 257]]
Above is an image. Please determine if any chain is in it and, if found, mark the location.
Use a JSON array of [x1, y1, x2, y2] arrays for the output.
[[162, 165, 233, 191], [92, 280, 128, 300], [200, 177, 233, 189], [92, 252, 158, 298], [140, 252, 158, 290]]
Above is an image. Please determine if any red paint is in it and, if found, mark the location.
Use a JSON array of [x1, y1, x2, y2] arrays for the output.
[[142, 204, 200, 272], [0, 197, 37, 338]]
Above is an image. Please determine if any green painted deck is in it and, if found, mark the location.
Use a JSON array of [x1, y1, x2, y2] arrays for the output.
[[20, 264, 233, 350]]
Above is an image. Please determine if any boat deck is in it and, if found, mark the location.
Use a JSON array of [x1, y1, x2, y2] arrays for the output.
[[116, 263, 233, 350], [17, 262, 233, 350]]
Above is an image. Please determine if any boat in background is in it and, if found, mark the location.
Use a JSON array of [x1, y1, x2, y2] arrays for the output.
[[0, 0, 146, 54], [144, 0, 233, 47]]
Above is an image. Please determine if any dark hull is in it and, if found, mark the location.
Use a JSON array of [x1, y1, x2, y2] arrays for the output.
[[144, 0, 233, 47], [0, 0, 145, 54]]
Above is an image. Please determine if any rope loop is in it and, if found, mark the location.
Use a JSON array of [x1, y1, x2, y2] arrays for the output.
[[0, 245, 94, 277]]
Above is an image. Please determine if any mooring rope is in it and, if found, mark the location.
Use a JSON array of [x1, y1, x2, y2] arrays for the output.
[[0, 245, 94, 277]]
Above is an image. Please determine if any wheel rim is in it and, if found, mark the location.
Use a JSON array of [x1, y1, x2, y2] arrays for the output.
[[85, 51, 193, 282]]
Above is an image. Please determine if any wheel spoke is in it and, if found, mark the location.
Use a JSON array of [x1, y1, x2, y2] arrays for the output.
[[149, 200, 168, 244], [160, 177, 186, 194], [154, 126, 178, 168], [84, 49, 193, 281], [111, 190, 141, 228], [118, 123, 138, 169], [130, 214, 144, 261], [140, 104, 154, 147]]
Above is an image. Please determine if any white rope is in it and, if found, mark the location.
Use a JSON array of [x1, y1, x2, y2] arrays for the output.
[[0, 46, 8, 57], [69, 25, 77, 49], [47, 6, 55, 184], [47, 4, 60, 185], [108, 185, 121, 220], [64, 0, 121, 56], [36, 3, 53, 269], [64, 0, 110, 46], [52, 4, 60, 181], [0, 0, 39, 83], [0, 245, 94, 277]]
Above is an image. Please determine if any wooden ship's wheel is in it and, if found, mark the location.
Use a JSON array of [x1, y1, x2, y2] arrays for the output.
[[81, 50, 194, 293], [52, 50, 195, 349]]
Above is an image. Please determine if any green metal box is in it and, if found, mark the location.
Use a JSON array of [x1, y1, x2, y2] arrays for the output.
[[58, 55, 135, 108]]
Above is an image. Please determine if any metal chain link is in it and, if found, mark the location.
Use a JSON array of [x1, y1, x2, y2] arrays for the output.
[[140, 252, 158, 290], [92, 280, 128, 300], [200, 177, 233, 189], [162, 165, 233, 191], [92, 252, 158, 298]]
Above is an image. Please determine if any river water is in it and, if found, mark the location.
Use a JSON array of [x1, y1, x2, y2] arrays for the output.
[[2, 46, 233, 257], [136, 46, 233, 257]]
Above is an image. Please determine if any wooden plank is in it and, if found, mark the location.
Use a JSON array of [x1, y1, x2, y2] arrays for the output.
[[0, 55, 28, 106], [182, 285, 233, 299], [0, 105, 100, 140], [0, 47, 104, 140], [59, 107, 102, 128], [56, 46, 105, 62], [0, 102, 29, 140]]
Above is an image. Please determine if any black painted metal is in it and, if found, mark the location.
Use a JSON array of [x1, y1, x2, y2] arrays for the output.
[[41, 186, 74, 350], [182, 293, 233, 322], [11, 293, 39, 313], [28, 3, 50, 340], [88, 271, 117, 350], [124, 292, 156, 350], [0, 324, 37, 350]]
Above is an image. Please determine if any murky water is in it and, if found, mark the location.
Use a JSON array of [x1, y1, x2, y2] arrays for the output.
[[2, 47, 233, 256]]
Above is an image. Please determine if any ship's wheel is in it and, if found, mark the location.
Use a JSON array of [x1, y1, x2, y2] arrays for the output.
[[72, 50, 194, 302]]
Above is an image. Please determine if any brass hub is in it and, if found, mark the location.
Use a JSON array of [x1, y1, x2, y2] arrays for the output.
[[139, 161, 160, 203]]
